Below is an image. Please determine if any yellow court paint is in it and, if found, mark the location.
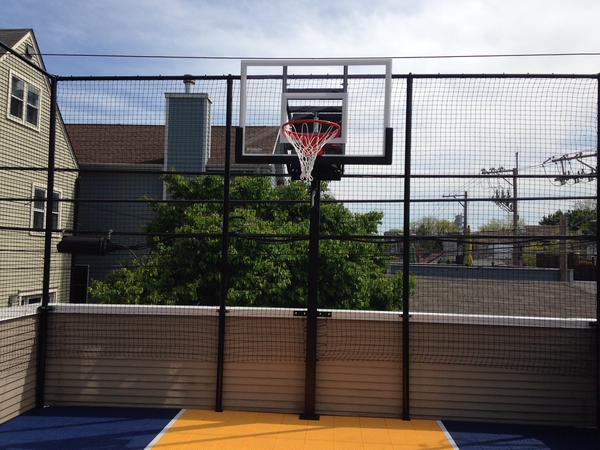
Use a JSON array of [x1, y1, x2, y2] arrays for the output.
[[151, 409, 455, 449]]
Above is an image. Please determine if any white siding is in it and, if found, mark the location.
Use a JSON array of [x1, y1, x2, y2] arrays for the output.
[[0, 34, 78, 307], [0, 314, 37, 424]]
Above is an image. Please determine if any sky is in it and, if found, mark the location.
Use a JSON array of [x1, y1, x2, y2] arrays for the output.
[[2, 0, 598, 231], [3, 0, 600, 76]]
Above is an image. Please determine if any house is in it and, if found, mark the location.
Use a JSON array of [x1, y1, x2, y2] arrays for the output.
[[0, 29, 79, 306], [65, 87, 277, 300]]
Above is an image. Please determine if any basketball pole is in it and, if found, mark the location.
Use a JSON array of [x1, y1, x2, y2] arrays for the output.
[[301, 177, 321, 420], [215, 75, 233, 413]]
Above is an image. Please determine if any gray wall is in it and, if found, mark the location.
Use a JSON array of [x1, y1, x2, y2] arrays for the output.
[[44, 305, 597, 427], [165, 93, 212, 173], [390, 263, 569, 282], [74, 167, 163, 283], [72, 93, 212, 290]]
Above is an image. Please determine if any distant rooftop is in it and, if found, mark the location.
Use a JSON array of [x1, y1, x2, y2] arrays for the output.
[[65, 124, 278, 169]]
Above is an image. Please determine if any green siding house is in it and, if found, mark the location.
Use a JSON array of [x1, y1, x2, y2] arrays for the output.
[[0, 29, 78, 307]]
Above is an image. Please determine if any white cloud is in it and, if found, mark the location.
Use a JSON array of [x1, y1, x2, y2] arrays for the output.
[[11, 0, 600, 75]]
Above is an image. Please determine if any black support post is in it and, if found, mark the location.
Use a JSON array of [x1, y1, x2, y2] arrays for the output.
[[596, 74, 600, 428], [402, 75, 413, 421], [35, 75, 58, 408], [215, 76, 233, 412], [301, 177, 321, 420]]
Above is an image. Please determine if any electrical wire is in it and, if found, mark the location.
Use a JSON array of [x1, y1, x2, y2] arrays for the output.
[[33, 51, 600, 60]]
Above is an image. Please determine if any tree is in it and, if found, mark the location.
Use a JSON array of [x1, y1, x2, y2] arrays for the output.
[[479, 217, 524, 232], [540, 202, 595, 235], [89, 175, 413, 311], [411, 217, 459, 236], [410, 217, 459, 256]]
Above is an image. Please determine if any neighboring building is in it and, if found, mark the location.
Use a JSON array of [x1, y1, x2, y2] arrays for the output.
[[66, 88, 277, 300], [0, 29, 79, 306], [470, 225, 561, 266]]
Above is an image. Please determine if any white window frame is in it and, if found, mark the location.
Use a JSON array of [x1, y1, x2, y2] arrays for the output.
[[30, 184, 62, 234], [7, 70, 41, 130], [10, 289, 57, 306]]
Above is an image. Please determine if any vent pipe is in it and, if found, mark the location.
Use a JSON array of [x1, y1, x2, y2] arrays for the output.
[[183, 75, 195, 93]]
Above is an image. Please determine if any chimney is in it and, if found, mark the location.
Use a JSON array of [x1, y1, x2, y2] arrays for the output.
[[164, 90, 212, 176]]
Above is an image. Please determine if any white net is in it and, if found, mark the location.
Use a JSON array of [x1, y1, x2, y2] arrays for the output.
[[282, 120, 340, 182]]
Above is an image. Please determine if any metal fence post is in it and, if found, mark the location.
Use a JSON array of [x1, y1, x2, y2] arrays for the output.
[[402, 74, 413, 421], [596, 73, 600, 428], [215, 75, 233, 412], [301, 178, 321, 420], [35, 75, 58, 408]]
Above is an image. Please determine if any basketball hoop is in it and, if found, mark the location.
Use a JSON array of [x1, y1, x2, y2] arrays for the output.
[[282, 119, 341, 182]]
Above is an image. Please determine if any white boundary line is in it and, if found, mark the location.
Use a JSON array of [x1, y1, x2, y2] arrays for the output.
[[144, 408, 186, 450], [437, 420, 459, 450]]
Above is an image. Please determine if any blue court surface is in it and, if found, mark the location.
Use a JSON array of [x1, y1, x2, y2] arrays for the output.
[[0, 407, 179, 450], [443, 420, 600, 450], [0, 407, 599, 449]]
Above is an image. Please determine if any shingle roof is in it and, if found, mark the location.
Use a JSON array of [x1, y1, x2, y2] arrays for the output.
[[0, 29, 31, 54], [65, 124, 279, 167], [66, 124, 165, 165]]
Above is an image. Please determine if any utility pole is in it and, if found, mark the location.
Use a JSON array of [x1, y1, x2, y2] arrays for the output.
[[463, 191, 468, 239], [541, 150, 597, 185], [559, 213, 568, 282], [443, 191, 469, 263], [512, 153, 520, 266], [481, 152, 521, 266]]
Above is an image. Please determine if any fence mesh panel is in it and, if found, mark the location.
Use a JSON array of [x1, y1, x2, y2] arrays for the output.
[[0, 64, 597, 418]]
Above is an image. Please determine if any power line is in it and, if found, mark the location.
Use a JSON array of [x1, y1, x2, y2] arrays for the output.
[[32, 51, 600, 60]]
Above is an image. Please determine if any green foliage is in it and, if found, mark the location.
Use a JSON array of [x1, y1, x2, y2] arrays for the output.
[[522, 240, 560, 267], [89, 175, 411, 311], [479, 217, 524, 232], [411, 217, 460, 236], [540, 204, 595, 235], [410, 216, 459, 255]]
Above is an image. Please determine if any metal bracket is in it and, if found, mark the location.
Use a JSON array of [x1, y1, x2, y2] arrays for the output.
[[293, 310, 332, 318]]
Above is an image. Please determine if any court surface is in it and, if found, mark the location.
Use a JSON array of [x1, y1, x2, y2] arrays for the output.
[[1, 407, 599, 449]]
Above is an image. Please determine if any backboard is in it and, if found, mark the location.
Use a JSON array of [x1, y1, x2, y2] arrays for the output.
[[235, 59, 393, 168]]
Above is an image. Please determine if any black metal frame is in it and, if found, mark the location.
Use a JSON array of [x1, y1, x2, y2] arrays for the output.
[[215, 76, 234, 412], [402, 75, 413, 420], [0, 55, 591, 424], [35, 75, 58, 408], [596, 73, 600, 429], [300, 178, 322, 420]]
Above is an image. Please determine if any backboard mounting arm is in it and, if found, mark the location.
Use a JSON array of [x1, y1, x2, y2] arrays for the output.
[[234, 126, 393, 165]]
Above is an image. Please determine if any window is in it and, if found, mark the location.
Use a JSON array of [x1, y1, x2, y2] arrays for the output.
[[31, 187, 61, 231], [24, 44, 35, 59], [23, 295, 41, 305], [10, 290, 56, 306], [32, 188, 45, 229], [8, 73, 40, 127]]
